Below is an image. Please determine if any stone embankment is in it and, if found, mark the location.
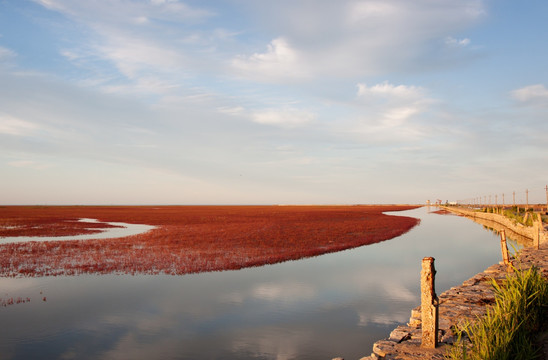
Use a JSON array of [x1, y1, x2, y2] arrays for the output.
[[348, 207, 548, 360], [444, 206, 547, 244]]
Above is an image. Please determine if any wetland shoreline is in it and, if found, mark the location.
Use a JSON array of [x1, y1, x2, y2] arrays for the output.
[[358, 206, 548, 360]]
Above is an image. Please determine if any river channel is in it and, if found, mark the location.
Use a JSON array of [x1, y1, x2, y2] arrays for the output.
[[0, 206, 519, 360]]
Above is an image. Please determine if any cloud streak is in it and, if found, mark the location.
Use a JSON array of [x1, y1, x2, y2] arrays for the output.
[[0, 45, 16, 61], [511, 84, 548, 107], [251, 108, 316, 128], [0, 114, 40, 136]]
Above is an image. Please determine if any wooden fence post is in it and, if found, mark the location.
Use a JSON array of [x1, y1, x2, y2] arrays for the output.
[[500, 230, 510, 265], [421, 257, 438, 348]]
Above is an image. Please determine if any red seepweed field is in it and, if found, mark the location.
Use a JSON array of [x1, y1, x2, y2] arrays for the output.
[[0, 205, 420, 277]]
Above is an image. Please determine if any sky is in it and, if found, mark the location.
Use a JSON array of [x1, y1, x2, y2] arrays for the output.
[[0, 0, 547, 205]]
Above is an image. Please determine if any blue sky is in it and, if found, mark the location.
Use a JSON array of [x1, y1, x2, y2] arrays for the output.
[[1, 0, 547, 205]]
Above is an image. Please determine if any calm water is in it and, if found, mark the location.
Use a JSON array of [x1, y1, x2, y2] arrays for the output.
[[0, 218, 156, 244], [0, 207, 515, 360]]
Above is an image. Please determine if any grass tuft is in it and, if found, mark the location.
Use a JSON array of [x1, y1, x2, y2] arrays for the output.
[[447, 264, 548, 360]]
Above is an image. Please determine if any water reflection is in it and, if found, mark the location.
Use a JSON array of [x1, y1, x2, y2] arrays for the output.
[[0, 207, 508, 359], [0, 219, 155, 244]]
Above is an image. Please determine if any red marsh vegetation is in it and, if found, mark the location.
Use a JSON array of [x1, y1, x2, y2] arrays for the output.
[[0, 205, 420, 277], [430, 209, 455, 216]]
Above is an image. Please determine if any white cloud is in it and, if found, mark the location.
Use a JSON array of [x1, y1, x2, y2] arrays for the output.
[[383, 107, 421, 123], [357, 82, 425, 100], [58, 30, 189, 95], [95, 35, 186, 80], [346, 1, 399, 23], [34, 0, 63, 11], [0, 46, 16, 61], [445, 36, 471, 47], [349, 81, 435, 141], [232, 38, 309, 82], [251, 108, 316, 128], [0, 114, 40, 136], [60, 49, 81, 62], [217, 106, 245, 116], [355, 82, 431, 122], [102, 76, 180, 96], [511, 84, 548, 106], [132, 16, 149, 25]]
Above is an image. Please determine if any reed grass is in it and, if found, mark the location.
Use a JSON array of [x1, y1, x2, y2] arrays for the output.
[[447, 264, 548, 360]]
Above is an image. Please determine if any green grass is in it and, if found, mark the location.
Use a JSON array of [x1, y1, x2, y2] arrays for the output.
[[478, 206, 539, 227], [447, 265, 548, 360], [502, 208, 525, 225]]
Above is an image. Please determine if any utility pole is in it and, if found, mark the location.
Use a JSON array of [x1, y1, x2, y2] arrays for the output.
[[545, 185, 548, 211], [495, 194, 498, 206], [526, 189, 529, 209], [513, 191, 516, 207], [502, 193, 505, 206]]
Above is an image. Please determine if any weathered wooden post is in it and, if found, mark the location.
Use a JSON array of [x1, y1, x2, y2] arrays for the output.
[[500, 230, 510, 265], [421, 257, 438, 348]]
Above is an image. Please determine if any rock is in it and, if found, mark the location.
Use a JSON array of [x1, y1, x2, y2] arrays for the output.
[[389, 327, 412, 343], [408, 306, 421, 327], [373, 340, 396, 357]]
